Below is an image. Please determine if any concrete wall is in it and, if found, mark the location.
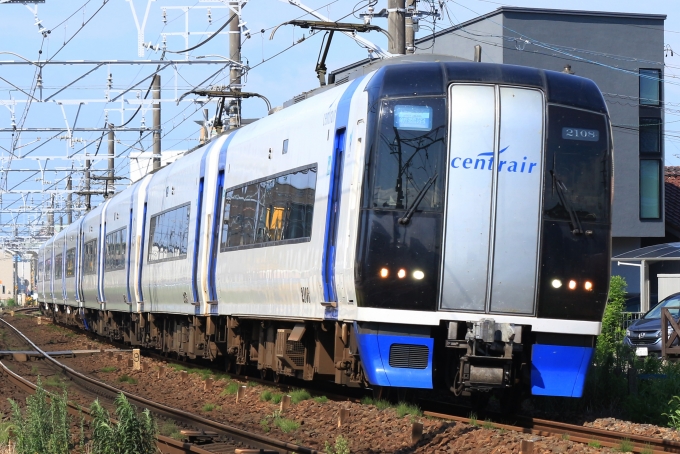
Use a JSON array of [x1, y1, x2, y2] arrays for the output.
[[0, 251, 14, 302]]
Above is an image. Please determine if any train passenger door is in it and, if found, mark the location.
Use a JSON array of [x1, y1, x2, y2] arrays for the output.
[[440, 85, 544, 314], [322, 129, 346, 306]]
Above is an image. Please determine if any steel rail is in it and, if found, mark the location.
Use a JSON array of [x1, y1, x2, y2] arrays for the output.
[[424, 410, 680, 454], [0, 316, 320, 454]]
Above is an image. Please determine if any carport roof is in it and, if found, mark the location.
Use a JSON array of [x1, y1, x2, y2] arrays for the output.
[[613, 243, 680, 261]]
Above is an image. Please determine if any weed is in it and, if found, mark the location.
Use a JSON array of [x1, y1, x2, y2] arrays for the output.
[[396, 402, 422, 419], [290, 389, 311, 404], [374, 399, 391, 410], [641, 443, 654, 454], [220, 382, 240, 396], [43, 376, 66, 389], [260, 418, 270, 433], [482, 419, 495, 430], [0, 414, 12, 445], [30, 366, 39, 375], [271, 393, 283, 405], [100, 366, 117, 373], [313, 396, 328, 404], [90, 393, 157, 454], [561, 433, 570, 441], [588, 440, 601, 448], [117, 374, 138, 385], [498, 427, 506, 435], [324, 435, 350, 454], [274, 417, 300, 433], [159, 421, 184, 440], [260, 391, 273, 402], [214, 373, 231, 382], [247, 381, 259, 388], [167, 364, 188, 372], [618, 438, 633, 453], [202, 403, 215, 412], [469, 412, 478, 427], [360, 396, 374, 405]]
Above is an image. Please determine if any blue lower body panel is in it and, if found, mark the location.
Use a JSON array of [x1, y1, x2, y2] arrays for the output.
[[531, 344, 593, 397], [354, 323, 434, 389]]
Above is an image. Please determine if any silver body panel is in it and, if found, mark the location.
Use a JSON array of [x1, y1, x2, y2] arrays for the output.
[[102, 183, 135, 312], [441, 84, 544, 315], [81, 201, 110, 308], [64, 219, 83, 306], [53, 229, 67, 304]]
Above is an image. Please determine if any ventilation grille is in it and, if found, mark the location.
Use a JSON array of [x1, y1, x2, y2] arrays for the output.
[[293, 94, 307, 104], [286, 340, 305, 367], [389, 344, 428, 369], [335, 76, 349, 86]]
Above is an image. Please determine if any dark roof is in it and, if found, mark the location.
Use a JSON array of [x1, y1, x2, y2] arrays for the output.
[[613, 243, 680, 261], [666, 166, 680, 234], [416, 7, 666, 45]]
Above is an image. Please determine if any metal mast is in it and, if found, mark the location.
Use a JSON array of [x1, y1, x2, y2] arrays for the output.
[[152, 74, 161, 170], [228, 1, 241, 130], [388, 0, 406, 55]]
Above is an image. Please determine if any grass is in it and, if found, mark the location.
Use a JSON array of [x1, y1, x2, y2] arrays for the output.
[[260, 390, 273, 402], [271, 393, 283, 405], [159, 421, 184, 441], [641, 444, 654, 454], [360, 397, 391, 410], [100, 366, 117, 373], [274, 416, 300, 433], [290, 389, 311, 404], [313, 395, 328, 404], [482, 419, 494, 430], [45, 324, 74, 337], [618, 438, 633, 453], [561, 433, 570, 441], [220, 382, 240, 396], [396, 402, 422, 419], [202, 403, 216, 412], [260, 418, 270, 433], [469, 412, 478, 427], [0, 413, 11, 445], [247, 381, 259, 388], [588, 440, 601, 448], [44, 376, 67, 389], [117, 374, 138, 385]]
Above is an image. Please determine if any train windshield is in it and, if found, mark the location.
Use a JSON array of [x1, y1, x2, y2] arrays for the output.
[[544, 105, 610, 224], [369, 97, 446, 212]]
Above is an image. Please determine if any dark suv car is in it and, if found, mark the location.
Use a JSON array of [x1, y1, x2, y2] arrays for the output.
[[623, 292, 680, 357]]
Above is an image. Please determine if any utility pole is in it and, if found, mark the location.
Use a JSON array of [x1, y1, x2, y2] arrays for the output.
[[405, 0, 415, 54], [228, 1, 241, 130], [152, 74, 161, 170], [66, 176, 72, 225], [388, 0, 406, 55], [47, 194, 54, 236], [108, 128, 115, 197], [85, 158, 91, 212]]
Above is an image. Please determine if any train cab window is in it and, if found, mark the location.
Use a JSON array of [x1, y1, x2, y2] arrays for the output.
[[65, 248, 75, 278], [369, 98, 446, 212], [54, 254, 63, 279], [147, 204, 190, 263], [544, 105, 610, 224], [83, 239, 98, 275], [105, 228, 127, 271], [221, 165, 317, 251]]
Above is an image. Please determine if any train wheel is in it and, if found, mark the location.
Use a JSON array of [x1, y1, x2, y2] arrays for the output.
[[260, 368, 268, 380], [272, 371, 283, 384], [235, 364, 244, 376]]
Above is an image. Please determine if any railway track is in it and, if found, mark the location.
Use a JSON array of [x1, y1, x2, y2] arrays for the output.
[[0, 315, 319, 454]]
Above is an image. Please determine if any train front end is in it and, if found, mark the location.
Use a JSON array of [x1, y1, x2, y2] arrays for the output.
[[353, 62, 612, 398]]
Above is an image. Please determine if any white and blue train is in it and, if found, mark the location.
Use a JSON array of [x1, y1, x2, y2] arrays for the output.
[[38, 60, 612, 401]]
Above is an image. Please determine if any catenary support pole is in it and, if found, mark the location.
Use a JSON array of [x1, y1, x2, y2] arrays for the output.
[[108, 129, 115, 197], [228, 1, 241, 130], [388, 0, 406, 55], [152, 74, 161, 170], [85, 158, 91, 212], [66, 177, 72, 225]]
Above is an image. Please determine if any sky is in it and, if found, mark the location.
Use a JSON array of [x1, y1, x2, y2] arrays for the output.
[[0, 0, 677, 243]]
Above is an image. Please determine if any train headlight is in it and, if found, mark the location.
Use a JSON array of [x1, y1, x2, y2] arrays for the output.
[[413, 270, 425, 280], [380, 268, 389, 278], [568, 280, 577, 290], [551, 279, 562, 289], [584, 281, 593, 291], [397, 269, 406, 279]]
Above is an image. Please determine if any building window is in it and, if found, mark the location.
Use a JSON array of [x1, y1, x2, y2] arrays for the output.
[[640, 118, 662, 154], [147, 204, 190, 263], [639, 69, 661, 106], [640, 159, 661, 219], [220, 165, 317, 251]]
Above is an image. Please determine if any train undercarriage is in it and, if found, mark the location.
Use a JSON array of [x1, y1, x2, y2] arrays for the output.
[[45, 303, 533, 403]]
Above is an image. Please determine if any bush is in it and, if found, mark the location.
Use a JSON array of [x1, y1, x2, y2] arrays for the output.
[[325, 435, 350, 454], [290, 389, 311, 404], [90, 393, 156, 454], [8, 377, 71, 454]]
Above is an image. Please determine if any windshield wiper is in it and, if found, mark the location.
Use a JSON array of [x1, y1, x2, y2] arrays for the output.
[[550, 170, 588, 236], [399, 172, 438, 225]]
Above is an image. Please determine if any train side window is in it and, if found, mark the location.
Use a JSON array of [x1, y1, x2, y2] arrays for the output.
[[45, 258, 52, 278], [83, 240, 97, 275], [147, 204, 191, 263], [105, 228, 127, 271], [54, 254, 63, 279], [220, 164, 317, 252], [66, 248, 75, 277]]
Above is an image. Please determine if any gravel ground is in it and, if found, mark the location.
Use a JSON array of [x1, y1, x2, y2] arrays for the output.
[[1, 313, 663, 453]]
